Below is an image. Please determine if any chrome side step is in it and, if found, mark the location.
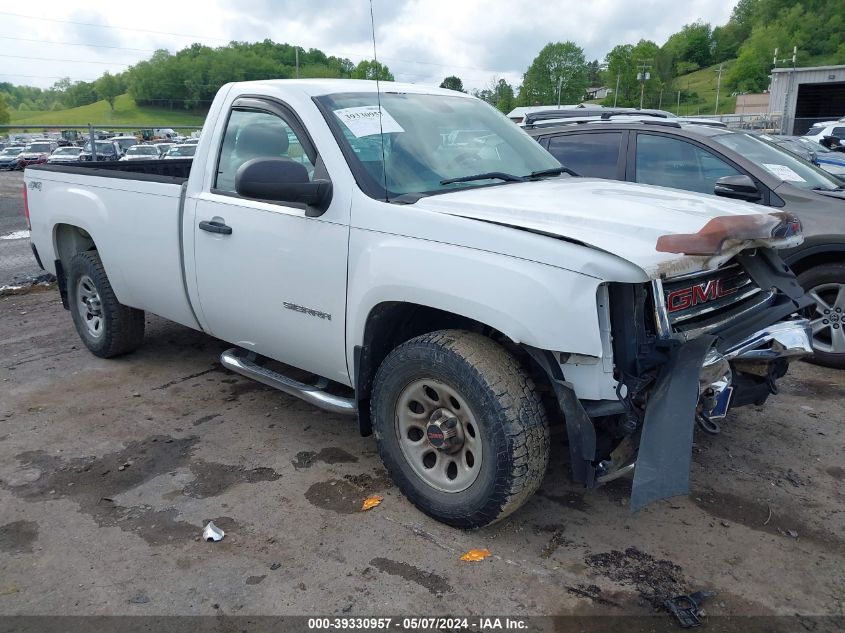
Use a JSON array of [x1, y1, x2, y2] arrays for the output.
[[219, 348, 356, 416]]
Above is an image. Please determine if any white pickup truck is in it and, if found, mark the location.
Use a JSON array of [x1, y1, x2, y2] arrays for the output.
[[24, 79, 813, 527]]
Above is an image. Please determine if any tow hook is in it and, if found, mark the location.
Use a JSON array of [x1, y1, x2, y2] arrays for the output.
[[696, 411, 720, 435]]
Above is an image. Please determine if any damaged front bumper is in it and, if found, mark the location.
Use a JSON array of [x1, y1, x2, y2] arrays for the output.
[[532, 247, 814, 512], [628, 318, 812, 510]]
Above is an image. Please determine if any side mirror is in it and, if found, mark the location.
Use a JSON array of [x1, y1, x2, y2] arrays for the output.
[[714, 174, 762, 203], [235, 158, 332, 212]]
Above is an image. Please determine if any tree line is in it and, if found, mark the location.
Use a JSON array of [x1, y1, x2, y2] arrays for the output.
[[1, 0, 843, 124]]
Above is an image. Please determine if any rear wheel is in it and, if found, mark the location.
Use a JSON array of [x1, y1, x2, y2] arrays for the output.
[[68, 251, 145, 358], [371, 330, 550, 528], [799, 263, 845, 369]]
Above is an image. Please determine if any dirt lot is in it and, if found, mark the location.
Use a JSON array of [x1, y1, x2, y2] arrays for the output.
[[0, 164, 843, 629], [0, 170, 48, 288]]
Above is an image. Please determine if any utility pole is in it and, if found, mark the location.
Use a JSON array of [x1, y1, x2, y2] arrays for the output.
[[658, 86, 664, 110], [88, 123, 96, 160], [714, 62, 724, 115], [677, 89, 681, 115], [557, 76, 564, 108], [295, 47, 300, 78], [636, 60, 652, 109], [613, 73, 620, 107], [773, 46, 798, 134]]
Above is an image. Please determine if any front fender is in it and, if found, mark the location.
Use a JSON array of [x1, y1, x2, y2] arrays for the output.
[[346, 230, 608, 365]]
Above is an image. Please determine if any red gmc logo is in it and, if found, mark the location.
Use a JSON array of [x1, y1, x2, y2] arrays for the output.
[[666, 279, 737, 313]]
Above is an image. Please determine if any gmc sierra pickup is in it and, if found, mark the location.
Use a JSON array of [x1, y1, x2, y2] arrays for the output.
[[24, 79, 813, 527]]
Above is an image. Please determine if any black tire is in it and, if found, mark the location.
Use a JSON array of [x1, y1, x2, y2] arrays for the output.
[[798, 263, 845, 370], [67, 251, 145, 358], [371, 330, 550, 528]]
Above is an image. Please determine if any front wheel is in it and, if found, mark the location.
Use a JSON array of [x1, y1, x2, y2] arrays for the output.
[[798, 263, 845, 369], [68, 251, 145, 358], [371, 330, 550, 528]]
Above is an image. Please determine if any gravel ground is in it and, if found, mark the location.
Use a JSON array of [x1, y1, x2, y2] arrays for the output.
[[0, 171, 46, 289], [0, 168, 843, 630]]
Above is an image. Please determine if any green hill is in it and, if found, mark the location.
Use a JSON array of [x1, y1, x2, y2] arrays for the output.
[[671, 61, 738, 117], [8, 94, 205, 131]]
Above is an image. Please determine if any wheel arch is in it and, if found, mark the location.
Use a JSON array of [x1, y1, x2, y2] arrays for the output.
[[352, 301, 555, 437], [784, 242, 845, 276], [53, 223, 98, 309]]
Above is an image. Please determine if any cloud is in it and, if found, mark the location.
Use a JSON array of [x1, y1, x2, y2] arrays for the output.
[[0, 0, 735, 90]]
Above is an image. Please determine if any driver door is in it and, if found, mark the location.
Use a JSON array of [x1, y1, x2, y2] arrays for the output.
[[191, 99, 350, 384]]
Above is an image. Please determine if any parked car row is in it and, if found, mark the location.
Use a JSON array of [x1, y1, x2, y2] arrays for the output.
[[0, 137, 198, 169]]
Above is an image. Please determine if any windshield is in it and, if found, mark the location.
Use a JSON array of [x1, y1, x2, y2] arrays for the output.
[[713, 132, 841, 191], [25, 143, 52, 153], [167, 145, 196, 157], [113, 138, 137, 151], [54, 147, 81, 155], [2, 147, 22, 155], [795, 137, 832, 154], [126, 146, 158, 155], [315, 92, 562, 200], [84, 141, 115, 152]]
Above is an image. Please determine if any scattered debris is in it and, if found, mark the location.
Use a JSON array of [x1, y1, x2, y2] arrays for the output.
[[763, 506, 772, 526], [203, 521, 225, 542], [270, 562, 281, 570], [460, 548, 491, 562], [787, 529, 799, 539], [664, 590, 715, 628], [128, 594, 150, 604], [361, 494, 384, 511]]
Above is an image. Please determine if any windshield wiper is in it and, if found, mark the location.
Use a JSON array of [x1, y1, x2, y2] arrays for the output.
[[440, 172, 526, 185], [528, 166, 580, 178]]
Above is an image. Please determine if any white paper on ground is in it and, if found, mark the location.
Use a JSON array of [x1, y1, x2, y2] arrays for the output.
[[333, 106, 404, 138], [762, 163, 806, 182]]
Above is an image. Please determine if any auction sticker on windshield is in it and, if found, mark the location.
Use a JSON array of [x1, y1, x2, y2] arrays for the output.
[[763, 163, 806, 182], [334, 106, 404, 137]]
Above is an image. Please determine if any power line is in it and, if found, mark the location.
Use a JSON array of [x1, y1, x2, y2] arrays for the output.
[[0, 10, 498, 74], [0, 53, 134, 65], [0, 34, 157, 53]]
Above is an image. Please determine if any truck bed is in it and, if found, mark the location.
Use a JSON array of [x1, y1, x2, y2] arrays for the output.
[[25, 159, 199, 331], [30, 159, 193, 184]]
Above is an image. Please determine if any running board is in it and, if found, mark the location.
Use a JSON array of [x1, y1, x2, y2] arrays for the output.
[[219, 348, 356, 416]]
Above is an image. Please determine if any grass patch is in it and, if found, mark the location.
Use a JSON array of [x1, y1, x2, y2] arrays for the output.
[[8, 94, 206, 131]]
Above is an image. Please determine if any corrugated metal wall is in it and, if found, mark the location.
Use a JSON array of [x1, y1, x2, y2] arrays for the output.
[[769, 66, 845, 134]]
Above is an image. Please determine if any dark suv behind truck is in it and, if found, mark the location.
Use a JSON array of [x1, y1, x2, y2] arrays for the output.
[[527, 118, 845, 368]]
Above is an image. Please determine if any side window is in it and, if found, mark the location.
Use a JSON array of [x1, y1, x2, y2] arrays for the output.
[[635, 134, 741, 195], [215, 108, 315, 194], [546, 132, 622, 179], [832, 127, 845, 139]]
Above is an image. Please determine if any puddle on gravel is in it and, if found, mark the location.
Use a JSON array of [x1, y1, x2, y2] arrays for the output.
[[0, 520, 38, 554], [305, 470, 392, 514], [585, 546, 685, 608], [780, 377, 845, 400], [537, 489, 590, 512], [369, 557, 452, 595], [692, 489, 844, 552], [182, 460, 280, 498], [292, 447, 359, 469], [2, 435, 279, 546]]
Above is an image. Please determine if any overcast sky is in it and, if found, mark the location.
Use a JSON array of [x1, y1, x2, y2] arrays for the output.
[[0, 1, 735, 92]]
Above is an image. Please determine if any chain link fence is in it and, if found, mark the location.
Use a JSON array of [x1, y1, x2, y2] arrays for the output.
[[0, 171, 53, 290]]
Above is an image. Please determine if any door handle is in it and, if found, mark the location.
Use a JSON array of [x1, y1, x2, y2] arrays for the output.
[[199, 220, 232, 235]]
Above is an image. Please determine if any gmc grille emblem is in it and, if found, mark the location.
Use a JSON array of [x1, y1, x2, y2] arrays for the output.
[[666, 279, 737, 313]]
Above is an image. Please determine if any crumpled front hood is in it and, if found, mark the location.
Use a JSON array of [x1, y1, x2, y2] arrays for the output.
[[415, 178, 802, 278]]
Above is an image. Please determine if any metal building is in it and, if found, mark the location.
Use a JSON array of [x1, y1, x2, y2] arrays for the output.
[[769, 64, 845, 135]]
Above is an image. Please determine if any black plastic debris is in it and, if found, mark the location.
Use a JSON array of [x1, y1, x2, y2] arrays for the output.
[[664, 590, 716, 628]]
